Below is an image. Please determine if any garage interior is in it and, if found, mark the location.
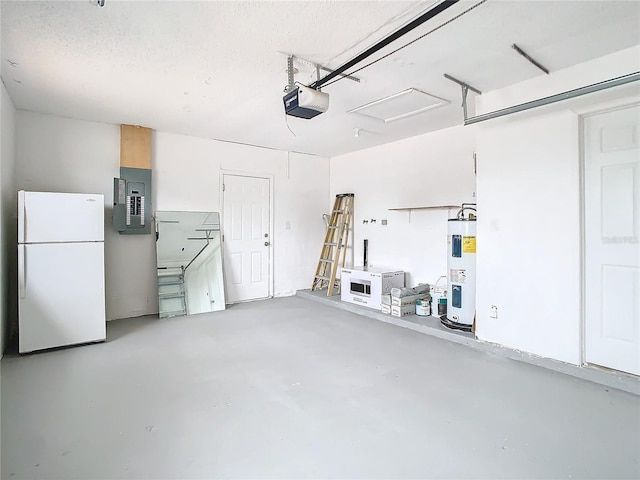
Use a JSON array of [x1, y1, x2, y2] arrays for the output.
[[0, 1, 639, 478]]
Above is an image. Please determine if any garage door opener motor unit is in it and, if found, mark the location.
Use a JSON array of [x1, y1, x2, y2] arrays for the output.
[[284, 84, 329, 119]]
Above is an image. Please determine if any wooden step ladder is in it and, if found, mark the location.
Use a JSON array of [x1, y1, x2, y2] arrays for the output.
[[312, 193, 354, 296]]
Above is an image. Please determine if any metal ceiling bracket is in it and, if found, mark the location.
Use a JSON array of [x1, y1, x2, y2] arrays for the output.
[[512, 44, 549, 75], [285, 55, 296, 93], [316, 65, 321, 89], [444, 73, 482, 121], [317, 64, 360, 84], [461, 85, 469, 120], [464, 71, 640, 125], [281, 53, 360, 91], [444, 73, 482, 95]]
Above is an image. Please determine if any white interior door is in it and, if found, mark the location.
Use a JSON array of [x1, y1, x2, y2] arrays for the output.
[[222, 174, 271, 302], [584, 104, 640, 375]]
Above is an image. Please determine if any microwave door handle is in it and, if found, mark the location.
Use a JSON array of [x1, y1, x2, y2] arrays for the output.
[[18, 244, 26, 299]]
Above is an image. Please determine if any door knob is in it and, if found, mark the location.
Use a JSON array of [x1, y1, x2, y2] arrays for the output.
[[264, 241, 270, 246]]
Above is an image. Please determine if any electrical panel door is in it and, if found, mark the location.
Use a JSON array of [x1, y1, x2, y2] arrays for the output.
[[113, 167, 152, 234]]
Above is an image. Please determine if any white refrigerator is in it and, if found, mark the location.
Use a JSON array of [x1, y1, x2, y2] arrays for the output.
[[18, 191, 106, 353]]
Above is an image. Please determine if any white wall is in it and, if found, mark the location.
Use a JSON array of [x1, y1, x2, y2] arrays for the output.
[[153, 131, 329, 297], [14, 113, 329, 320], [15, 111, 157, 320], [475, 110, 581, 363], [330, 125, 476, 286], [1, 81, 17, 353], [474, 46, 640, 365], [11, 44, 637, 365], [329, 46, 639, 366]]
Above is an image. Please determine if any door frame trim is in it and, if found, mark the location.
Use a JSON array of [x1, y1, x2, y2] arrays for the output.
[[579, 101, 640, 369], [579, 112, 587, 368], [220, 170, 275, 301]]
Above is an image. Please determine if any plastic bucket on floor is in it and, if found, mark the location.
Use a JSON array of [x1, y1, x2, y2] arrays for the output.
[[416, 299, 430, 316], [431, 276, 447, 317]]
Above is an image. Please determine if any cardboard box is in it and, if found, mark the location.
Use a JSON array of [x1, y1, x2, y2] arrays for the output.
[[391, 304, 415, 317], [391, 293, 430, 307], [341, 267, 404, 310], [381, 304, 391, 315]]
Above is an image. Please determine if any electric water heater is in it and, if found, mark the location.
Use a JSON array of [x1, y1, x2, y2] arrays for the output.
[[446, 217, 477, 326]]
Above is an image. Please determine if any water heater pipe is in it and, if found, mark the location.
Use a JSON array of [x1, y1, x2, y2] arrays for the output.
[[456, 203, 477, 219]]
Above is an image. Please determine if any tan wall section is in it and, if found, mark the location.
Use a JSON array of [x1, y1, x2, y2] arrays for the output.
[[120, 124, 151, 169]]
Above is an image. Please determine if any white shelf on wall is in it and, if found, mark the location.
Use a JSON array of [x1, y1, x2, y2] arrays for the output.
[[388, 205, 459, 222], [388, 205, 459, 212]]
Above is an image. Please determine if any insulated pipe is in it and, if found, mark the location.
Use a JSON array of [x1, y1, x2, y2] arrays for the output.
[[363, 239, 369, 270], [310, 0, 460, 90]]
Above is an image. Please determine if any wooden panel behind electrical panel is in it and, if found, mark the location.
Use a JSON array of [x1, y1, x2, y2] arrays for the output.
[[120, 124, 152, 169]]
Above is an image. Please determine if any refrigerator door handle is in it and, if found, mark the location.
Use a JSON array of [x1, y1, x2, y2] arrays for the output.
[[18, 190, 26, 244], [18, 244, 26, 299]]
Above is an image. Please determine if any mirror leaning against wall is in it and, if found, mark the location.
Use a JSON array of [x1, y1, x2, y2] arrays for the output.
[[155, 211, 226, 318]]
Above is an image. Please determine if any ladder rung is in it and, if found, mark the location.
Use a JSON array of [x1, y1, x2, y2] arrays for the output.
[[324, 242, 338, 246], [333, 209, 344, 213], [319, 259, 333, 263], [327, 226, 338, 229], [314, 275, 340, 283]]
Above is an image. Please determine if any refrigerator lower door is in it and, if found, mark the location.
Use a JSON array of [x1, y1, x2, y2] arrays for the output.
[[19, 242, 106, 353]]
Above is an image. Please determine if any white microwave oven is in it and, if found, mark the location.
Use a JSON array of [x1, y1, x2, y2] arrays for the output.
[[349, 278, 371, 297], [341, 267, 404, 310]]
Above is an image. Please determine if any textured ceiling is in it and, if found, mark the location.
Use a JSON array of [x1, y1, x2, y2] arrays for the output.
[[2, 0, 639, 157]]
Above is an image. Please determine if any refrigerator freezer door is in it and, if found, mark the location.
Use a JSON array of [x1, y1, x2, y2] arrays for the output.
[[18, 242, 106, 353], [19, 191, 104, 244]]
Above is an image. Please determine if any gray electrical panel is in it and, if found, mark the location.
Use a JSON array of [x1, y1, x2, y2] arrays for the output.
[[113, 167, 152, 235]]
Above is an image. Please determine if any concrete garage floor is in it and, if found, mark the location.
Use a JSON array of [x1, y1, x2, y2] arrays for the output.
[[2, 296, 639, 479]]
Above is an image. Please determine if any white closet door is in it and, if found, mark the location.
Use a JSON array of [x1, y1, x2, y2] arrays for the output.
[[584, 104, 640, 375]]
